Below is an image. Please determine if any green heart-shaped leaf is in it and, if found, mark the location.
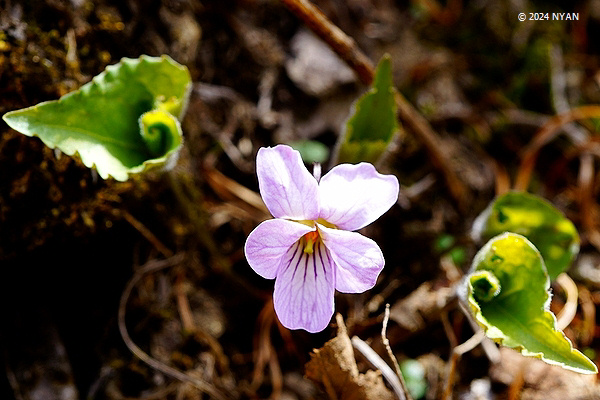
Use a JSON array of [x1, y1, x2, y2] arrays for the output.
[[3, 55, 191, 181], [472, 191, 579, 280], [336, 54, 400, 164], [466, 232, 596, 374]]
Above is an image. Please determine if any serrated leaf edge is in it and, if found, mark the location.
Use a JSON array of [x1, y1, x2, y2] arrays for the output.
[[466, 232, 597, 374], [12, 118, 184, 181], [3, 55, 189, 181], [468, 292, 597, 374]]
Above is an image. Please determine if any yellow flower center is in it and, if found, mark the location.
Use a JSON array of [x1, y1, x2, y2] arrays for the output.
[[303, 231, 319, 254], [296, 218, 337, 254]]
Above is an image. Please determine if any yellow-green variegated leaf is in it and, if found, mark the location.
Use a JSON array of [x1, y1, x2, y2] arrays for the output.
[[466, 233, 596, 374], [472, 191, 579, 280]]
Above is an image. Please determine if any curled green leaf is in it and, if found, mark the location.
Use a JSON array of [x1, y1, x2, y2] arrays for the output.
[[472, 191, 579, 280], [139, 110, 181, 157], [469, 270, 501, 302], [2, 55, 191, 181], [466, 232, 597, 374]]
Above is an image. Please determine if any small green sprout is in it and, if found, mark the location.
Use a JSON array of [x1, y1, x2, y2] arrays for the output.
[[400, 359, 427, 399], [334, 54, 400, 165]]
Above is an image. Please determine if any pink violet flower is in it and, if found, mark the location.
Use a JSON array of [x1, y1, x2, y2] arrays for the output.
[[244, 145, 399, 332]]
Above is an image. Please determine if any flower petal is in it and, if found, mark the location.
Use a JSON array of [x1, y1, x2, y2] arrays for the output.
[[319, 163, 399, 230], [273, 240, 335, 332], [319, 224, 384, 293], [245, 219, 314, 280], [256, 145, 320, 220]]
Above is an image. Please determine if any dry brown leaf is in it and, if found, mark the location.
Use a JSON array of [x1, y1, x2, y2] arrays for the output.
[[389, 282, 456, 333], [305, 314, 395, 400]]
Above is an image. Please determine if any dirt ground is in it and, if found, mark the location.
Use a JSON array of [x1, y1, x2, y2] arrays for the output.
[[1, 0, 600, 399]]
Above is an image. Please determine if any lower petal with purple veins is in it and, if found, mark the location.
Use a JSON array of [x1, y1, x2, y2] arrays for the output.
[[273, 241, 336, 333]]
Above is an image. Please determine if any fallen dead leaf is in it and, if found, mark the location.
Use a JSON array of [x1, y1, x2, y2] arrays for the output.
[[305, 314, 395, 400], [389, 282, 456, 334]]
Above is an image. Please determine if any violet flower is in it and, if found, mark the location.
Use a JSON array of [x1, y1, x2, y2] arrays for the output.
[[244, 145, 399, 332]]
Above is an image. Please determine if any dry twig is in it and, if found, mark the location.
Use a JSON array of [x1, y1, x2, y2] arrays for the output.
[[251, 299, 283, 399], [120, 209, 174, 258], [204, 164, 270, 218], [515, 105, 600, 191], [457, 299, 500, 364], [577, 151, 600, 251], [118, 255, 229, 400], [491, 158, 511, 196], [174, 272, 196, 333], [555, 272, 579, 331], [442, 330, 486, 400], [507, 365, 525, 400], [351, 336, 407, 400], [279, 0, 468, 206], [381, 304, 412, 400], [578, 285, 596, 346]]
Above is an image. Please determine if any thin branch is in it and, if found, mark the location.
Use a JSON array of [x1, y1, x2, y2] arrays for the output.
[[394, 92, 467, 205], [578, 285, 596, 346], [577, 149, 600, 252], [440, 311, 458, 349], [251, 299, 283, 398], [280, 0, 374, 84], [457, 298, 501, 363], [491, 158, 510, 196], [515, 105, 600, 191], [279, 0, 468, 206], [381, 304, 412, 400], [507, 367, 525, 400], [443, 330, 486, 400], [454, 329, 486, 356], [118, 255, 229, 400], [442, 353, 458, 400], [549, 44, 587, 144], [120, 209, 174, 258], [351, 336, 407, 400], [555, 272, 579, 331]]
